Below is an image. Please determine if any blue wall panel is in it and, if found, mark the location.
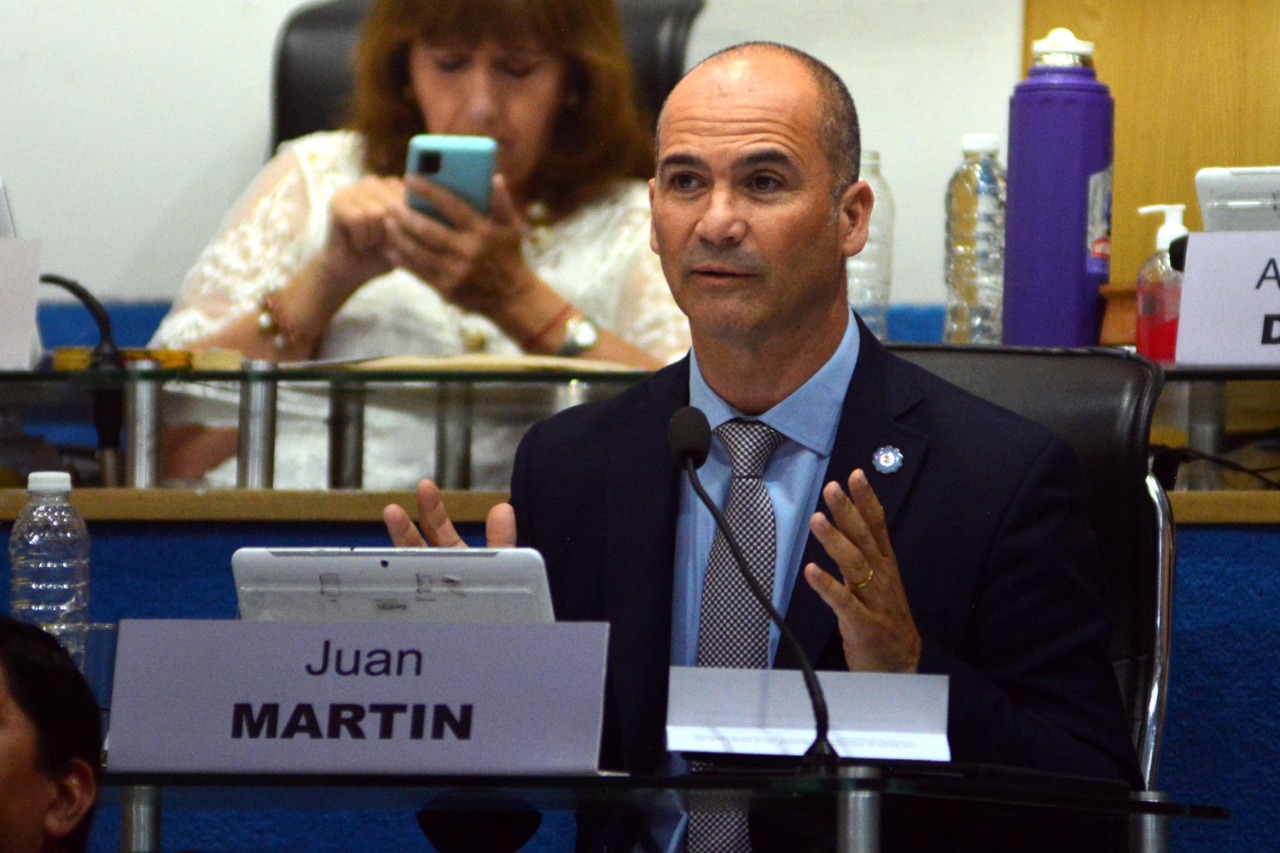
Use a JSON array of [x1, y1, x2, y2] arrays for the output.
[[37, 302, 950, 354], [38, 301, 171, 350], [1161, 527, 1278, 852], [1, 518, 1267, 851]]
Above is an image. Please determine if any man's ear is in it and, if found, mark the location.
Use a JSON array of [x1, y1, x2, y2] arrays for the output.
[[43, 758, 97, 842], [649, 177, 659, 255], [838, 180, 875, 259]]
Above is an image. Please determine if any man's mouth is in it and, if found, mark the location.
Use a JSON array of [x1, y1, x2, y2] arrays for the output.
[[691, 264, 755, 280]]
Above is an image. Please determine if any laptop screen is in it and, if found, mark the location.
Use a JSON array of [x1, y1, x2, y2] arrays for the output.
[[231, 546, 555, 624], [1195, 166, 1280, 232], [0, 176, 15, 239]]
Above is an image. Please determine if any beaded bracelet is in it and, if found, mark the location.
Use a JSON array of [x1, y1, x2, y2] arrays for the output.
[[257, 293, 298, 352]]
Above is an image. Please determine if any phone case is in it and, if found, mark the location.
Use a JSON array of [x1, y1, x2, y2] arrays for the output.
[[405, 134, 497, 220]]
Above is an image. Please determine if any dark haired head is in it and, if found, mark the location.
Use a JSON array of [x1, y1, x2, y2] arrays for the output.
[[0, 615, 101, 853], [348, 0, 654, 219]]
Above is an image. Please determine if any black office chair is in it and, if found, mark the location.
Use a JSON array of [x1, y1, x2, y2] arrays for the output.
[[888, 344, 1171, 791], [270, 0, 705, 153]]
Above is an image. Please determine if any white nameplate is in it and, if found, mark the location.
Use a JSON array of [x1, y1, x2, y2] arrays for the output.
[[666, 666, 950, 762], [1177, 231, 1280, 367], [107, 620, 609, 775]]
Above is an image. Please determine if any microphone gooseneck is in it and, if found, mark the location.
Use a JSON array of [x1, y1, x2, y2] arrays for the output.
[[39, 273, 122, 369], [39, 273, 125, 485], [668, 406, 838, 774]]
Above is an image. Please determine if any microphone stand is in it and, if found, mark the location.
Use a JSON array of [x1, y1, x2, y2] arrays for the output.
[[680, 455, 840, 775], [39, 274, 124, 486]]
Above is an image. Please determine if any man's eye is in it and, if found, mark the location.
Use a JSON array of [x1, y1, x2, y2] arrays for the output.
[[669, 173, 701, 191], [749, 174, 782, 191]]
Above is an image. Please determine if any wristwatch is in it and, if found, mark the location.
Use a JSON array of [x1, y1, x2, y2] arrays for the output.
[[557, 315, 600, 357]]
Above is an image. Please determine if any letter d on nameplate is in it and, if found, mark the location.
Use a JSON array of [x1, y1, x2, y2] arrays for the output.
[[107, 620, 609, 774]]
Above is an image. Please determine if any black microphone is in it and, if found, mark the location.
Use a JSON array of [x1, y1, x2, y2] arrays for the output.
[[668, 406, 838, 774]]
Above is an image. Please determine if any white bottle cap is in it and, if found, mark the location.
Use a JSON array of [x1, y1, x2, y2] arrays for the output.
[[961, 133, 1000, 154], [1137, 204, 1189, 251], [1032, 27, 1095, 57], [27, 471, 72, 493]]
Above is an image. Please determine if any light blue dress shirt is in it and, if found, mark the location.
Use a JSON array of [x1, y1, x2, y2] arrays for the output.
[[647, 310, 860, 853], [671, 308, 861, 666]]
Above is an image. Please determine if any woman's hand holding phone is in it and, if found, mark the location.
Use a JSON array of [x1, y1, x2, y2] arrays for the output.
[[322, 175, 403, 295], [320, 166, 532, 318], [384, 172, 537, 317], [318, 131, 552, 343]]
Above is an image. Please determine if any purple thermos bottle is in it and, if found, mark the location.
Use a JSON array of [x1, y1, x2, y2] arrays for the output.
[[1003, 28, 1114, 346]]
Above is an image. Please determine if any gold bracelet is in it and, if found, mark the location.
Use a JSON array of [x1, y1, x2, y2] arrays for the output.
[[256, 293, 298, 352]]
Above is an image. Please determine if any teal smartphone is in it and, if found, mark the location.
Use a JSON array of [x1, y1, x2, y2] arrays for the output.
[[405, 134, 497, 221]]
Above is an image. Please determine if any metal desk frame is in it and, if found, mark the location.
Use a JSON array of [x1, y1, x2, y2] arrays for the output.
[[106, 763, 1223, 853]]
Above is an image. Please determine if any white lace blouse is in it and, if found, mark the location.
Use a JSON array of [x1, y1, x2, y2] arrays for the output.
[[151, 131, 690, 489]]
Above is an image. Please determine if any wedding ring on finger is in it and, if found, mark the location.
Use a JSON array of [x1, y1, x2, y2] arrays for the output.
[[855, 568, 875, 590]]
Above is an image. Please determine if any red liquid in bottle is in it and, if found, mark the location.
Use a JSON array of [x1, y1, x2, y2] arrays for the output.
[[1136, 314, 1178, 365]]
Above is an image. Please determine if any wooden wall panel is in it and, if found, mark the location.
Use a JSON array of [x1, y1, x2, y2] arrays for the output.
[[1023, 0, 1280, 285]]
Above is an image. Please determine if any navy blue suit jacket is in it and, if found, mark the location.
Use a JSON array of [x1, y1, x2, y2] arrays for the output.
[[509, 325, 1141, 798]]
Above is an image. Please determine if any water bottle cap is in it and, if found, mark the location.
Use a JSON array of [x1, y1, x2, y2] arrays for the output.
[[961, 133, 1000, 154], [1032, 27, 1095, 57], [27, 471, 72, 493]]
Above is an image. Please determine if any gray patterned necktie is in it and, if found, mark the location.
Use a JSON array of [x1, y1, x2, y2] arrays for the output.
[[688, 419, 785, 853]]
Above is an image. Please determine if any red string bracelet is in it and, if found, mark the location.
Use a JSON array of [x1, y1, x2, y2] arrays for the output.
[[520, 303, 576, 352]]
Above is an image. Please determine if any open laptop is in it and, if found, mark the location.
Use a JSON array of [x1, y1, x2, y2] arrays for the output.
[[1195, 166, 1280, 232], [231, 546, 555, 624], [0, 175, 42, 368], [0, 175, 15, 239]]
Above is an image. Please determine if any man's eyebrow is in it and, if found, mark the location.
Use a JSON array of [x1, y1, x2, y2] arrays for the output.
[[656, 153, 706, 172], [741, 149, 797, 169], [656, 148, 799, 173]]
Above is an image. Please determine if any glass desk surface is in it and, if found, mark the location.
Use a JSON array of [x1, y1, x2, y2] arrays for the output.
[[101, 761, 1226, 820]]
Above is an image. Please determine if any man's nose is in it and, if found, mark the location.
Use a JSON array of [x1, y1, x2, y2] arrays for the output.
[[693, 187, 746, 245]]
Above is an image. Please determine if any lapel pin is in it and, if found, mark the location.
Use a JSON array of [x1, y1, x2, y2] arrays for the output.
[[872, 445, 903, 475]]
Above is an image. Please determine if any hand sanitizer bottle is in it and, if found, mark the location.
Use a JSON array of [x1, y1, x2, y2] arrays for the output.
[[1135, 204, 1188, 364]]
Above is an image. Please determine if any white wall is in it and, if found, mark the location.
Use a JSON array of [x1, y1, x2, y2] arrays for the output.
[[0, 0, 304, 303], [685, 0, 1023, 306], [0, 0, 1021, 306]]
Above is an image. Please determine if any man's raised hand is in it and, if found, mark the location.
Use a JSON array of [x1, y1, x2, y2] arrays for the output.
[[383, 479, 517, 548]]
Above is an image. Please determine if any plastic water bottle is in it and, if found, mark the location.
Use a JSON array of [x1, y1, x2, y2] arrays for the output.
[[1003, 27, 1114, 346], [8, 471, 90, 660], [945, 134, 1007, 344], [847, 151, 895, 339]]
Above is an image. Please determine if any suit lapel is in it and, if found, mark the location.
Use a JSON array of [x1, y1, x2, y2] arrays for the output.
[[602, 360, 689, 765], [777, 326, 930, 669]]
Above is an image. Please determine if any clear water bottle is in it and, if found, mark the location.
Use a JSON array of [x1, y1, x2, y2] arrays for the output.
[[847, 151, 895, 339], [8, 471, 90, 661], [945, 133, 1007, 344]]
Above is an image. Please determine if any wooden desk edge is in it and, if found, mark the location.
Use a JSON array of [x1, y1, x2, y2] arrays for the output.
[[0, 488, 508, 524], [0, 488, 1275, 526], [1166, 491, 1280, 525]]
